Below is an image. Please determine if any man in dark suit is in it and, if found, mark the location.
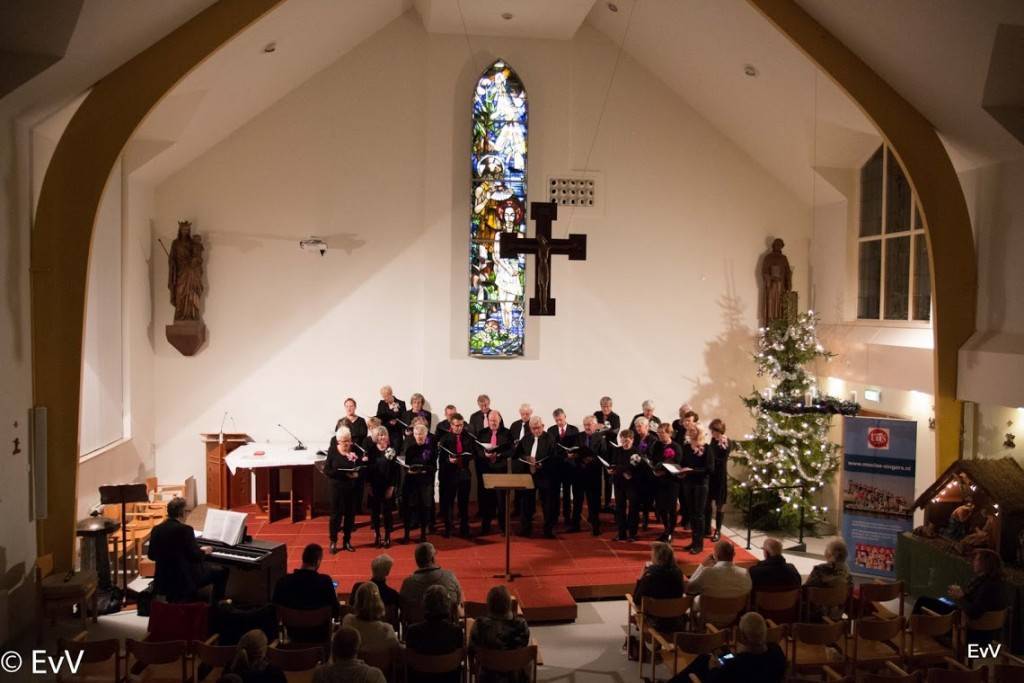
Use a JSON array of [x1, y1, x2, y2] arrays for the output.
[[375, 384, 407, 447], [514, 416, 561, 538], [547, 409, 580, 528], [594, 396, 621, 512], [574, 416, 606, 535], [475, 410, 514, 535], [467, 394, 502, 438], [272, 543, 341, 642], [435, 404, 458, 436], [437, 415, 473, 538], [748, 538, 802, 593], [148, 497, 228, 603], [507, 403, 533, 445]]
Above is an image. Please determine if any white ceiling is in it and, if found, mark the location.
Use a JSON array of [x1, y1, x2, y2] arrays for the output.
[[413, 0, 597, 40], [17, 0, 1020, 207], [796, 0, 1024, 168]]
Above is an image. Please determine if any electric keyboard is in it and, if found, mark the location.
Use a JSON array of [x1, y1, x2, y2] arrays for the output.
[[202, 538, 287, 604]]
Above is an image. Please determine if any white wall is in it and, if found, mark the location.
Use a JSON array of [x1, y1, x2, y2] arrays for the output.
[[151, 14, 812, 495]]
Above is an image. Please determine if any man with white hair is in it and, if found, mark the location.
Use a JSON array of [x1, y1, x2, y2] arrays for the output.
[[573, 415, 607, 535], [631, 400, 662, 436], [476, 410, 513, 535], [508, 403, 533, 444], [514, 415, 559, 537], [668, 611, 786, 682], [748, 537, 801, 593]]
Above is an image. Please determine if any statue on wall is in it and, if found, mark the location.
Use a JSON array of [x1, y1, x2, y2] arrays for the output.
[[165, 220, 207, 355], [761, 238, 793, 326]]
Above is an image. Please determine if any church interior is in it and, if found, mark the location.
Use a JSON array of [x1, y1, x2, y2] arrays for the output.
[[2, 0, 1024, 680]]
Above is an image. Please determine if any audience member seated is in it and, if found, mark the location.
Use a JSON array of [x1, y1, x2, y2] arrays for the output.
[[350, 554, 400, 615], [312, 627, 386, 683], [668, 612, 786, 683], [400, 542, 463, 616], [469, 585, 531, 683], [404, 585, 464, 683], [341, 582, 401, 657], [913, 548, 1009, 645], [219, 629, 287, 683], [687, 540, 752, 598], [272, 543, 341, 643], [633, 541, 686, 632], [148, 496, 228, 604], [748, 538, 801, 593], [804, 538, 852, 620]]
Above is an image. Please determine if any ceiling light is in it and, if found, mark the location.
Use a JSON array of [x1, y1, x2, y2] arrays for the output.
[[608, 2, 619, 11], [263, 42, 277, 54], [501, 12, 514, 21], [744, 64, 759, 78]]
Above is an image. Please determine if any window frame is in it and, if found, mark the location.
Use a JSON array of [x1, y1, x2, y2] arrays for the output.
[[855, 145, 931, 326]]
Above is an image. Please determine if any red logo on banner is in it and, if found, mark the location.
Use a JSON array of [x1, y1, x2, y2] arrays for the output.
[[867, 428, 890, 449]]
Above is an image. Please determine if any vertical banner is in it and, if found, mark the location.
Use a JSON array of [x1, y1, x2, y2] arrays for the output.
[[841, 416, 917, 577]]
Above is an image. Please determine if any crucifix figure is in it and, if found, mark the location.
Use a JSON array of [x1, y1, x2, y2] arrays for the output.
[[502, 202, 587, 315]]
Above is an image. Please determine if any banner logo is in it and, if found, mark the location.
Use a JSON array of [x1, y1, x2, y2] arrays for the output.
[[867, 427, 890, 449]]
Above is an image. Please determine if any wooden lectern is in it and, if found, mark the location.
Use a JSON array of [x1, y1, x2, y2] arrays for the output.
[[201, 433, 252, 509], [483, 473, 534, 581]]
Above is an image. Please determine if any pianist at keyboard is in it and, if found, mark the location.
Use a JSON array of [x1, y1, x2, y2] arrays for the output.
[[148, 497, 229, 604]]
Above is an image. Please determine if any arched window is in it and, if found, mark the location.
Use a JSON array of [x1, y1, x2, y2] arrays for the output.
[[469, 60, 528, 356]]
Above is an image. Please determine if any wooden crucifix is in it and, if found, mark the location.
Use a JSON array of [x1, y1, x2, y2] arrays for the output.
[[502, 201, 587, 316]]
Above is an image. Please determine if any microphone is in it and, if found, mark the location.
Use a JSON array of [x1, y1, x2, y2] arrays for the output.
[[278, 423, 306, 450], [219, 410, 228, 444]]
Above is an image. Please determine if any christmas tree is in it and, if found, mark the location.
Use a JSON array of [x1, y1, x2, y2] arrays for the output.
[[730, 311, 858, 530]]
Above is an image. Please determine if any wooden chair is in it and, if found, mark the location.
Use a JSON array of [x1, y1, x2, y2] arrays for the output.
[[404, 648, 466, 683], [471, 644, 539, 683], [37, 554, 98, 637], [754, 588, 801, 624], [56, 634, 121, 683], [146, 476, 186, 502], [191, 635, 237, 682], [825, 661, 919, 683], [803, 583, 851, 622], [993, 651, 1024, 683], [699, 592, 750, 630], [267, 645, 323, 683], [960, 608, 1008, 662], [838, 616, 905, 671], [856, 580, 906, 619], [764, 618, 788, 645], [650, 623, 728, 681], [634, 596, 693, 677], [788, 619, 847, 678], [276, 604, 334, 651], [822, 665, 854, 682], [125, 638, 189, 683], [361, 646, 401, 682], [925, 658, 986, 682], [906, 610, 958, 666]]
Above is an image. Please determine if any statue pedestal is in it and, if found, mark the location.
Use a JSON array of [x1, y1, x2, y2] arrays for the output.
[[166, 320, 206, 356]]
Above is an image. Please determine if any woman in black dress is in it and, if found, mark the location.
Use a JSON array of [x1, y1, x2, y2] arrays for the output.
[[679, 420, 713, 555], [632, 416, 657, 531], [704, 418, 733, 542], [366, 426, 401, 548], [611, 430, 640, 541], [650, 423, 683, 543], [325, 427, 363, 553]]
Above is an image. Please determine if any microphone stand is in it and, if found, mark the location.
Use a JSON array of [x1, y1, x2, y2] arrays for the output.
[[278, 423, 306, 450]]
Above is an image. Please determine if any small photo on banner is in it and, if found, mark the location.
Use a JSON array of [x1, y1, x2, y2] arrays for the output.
[[841, 416, 917, 578]]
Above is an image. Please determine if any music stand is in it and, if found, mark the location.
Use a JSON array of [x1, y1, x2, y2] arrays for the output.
[[483, 474, 534, 581], [99, 483, 150, 603]]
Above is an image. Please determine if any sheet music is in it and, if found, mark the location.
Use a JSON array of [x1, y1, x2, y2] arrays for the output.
[[597, 456, 613, 468], [200, 508, 247, 546], [661, 462, 684, 475]]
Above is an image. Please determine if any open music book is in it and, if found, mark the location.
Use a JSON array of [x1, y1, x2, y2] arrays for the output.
[[557, 444, 579, 452], [475, 440, 502, 452], [397, 456, 424, 471], [199, 508, 247, 546], [597, 455, 614, 469], [518, 457, 548, 466], [660, 462, 686, 475]]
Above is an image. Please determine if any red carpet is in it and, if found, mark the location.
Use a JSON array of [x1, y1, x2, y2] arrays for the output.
[[238, 505, 756, 622]]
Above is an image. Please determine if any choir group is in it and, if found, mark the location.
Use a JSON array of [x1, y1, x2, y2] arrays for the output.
[[322, 387, 734, 557]]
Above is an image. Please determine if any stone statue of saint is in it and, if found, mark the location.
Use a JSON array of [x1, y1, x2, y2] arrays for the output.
[[761, 238, 792, 326], [168, 221, 204, 321]]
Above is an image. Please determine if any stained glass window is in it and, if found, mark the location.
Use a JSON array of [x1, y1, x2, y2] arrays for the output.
[[469, 60, 528, 357]]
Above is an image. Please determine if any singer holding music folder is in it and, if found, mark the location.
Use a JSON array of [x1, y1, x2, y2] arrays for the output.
[[513, 416, 560, 538], [400, 423, 436, 543], [366, 427, 401, 548], [573, 416, 606, 536], [437, 415, 473, 538], [326, 427, 363, 553], [475, 410, 513, 535], [376, 385, 407, 449], [650, 423, 684, 543]]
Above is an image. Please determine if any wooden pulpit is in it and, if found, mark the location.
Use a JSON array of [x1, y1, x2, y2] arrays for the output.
[[483, 473, 535, 581], [201, 433, 252, 509]]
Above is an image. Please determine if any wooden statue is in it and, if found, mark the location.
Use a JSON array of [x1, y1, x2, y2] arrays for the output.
[[165, 220, 207, 355], [761, 238, 792, 326]]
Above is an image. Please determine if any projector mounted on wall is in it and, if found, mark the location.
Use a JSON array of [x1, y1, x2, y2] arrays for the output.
[[299, 237, 328, 256]]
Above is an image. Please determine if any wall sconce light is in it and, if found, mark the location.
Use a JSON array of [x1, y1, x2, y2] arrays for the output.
[[863, 388, 881, 402]]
